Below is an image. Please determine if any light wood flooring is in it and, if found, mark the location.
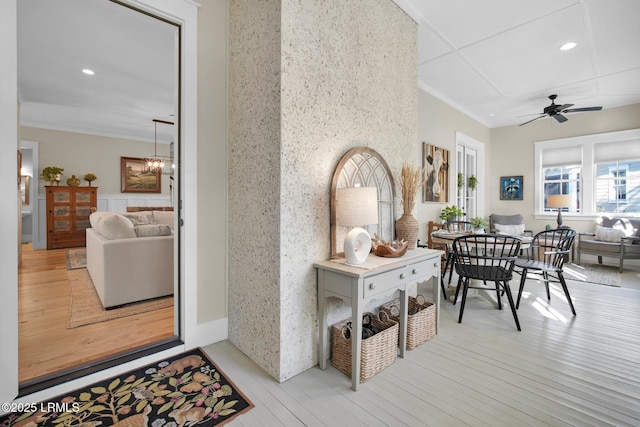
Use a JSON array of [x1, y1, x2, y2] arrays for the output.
[[18, 244, 174, 384], [204, 268, 640, 427]]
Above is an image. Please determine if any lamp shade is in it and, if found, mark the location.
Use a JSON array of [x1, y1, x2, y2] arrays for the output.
[[336, 187, 379, 227], [547, 194, 572, 209]]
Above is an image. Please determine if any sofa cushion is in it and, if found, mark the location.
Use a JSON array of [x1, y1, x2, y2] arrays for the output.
[[123, 213, 153, 226], [99, 214, 137, 239], [494, 223, 525, 235], [134, 223, 173, 237], [152, 211, 174, 229], [595, 226, 625, 242]]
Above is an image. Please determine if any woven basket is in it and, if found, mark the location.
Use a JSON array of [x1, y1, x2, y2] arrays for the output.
[[380, 295, 436, 350], [331, 311, 398, 383]]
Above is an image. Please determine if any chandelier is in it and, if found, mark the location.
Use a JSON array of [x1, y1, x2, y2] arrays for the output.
[[145, 119, 174, 171]]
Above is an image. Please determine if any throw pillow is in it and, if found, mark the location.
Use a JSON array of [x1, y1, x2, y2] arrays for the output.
[[123, 213, 153, 226], [99, 214, 137, 239], [134, 223, 173, 238], [152, 210, 174, 229], [594, 226, 625, 243], [494, 223, 525, 236]]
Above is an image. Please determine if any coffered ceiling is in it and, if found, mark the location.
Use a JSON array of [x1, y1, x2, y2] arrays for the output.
[[17, 0, 640, 141]]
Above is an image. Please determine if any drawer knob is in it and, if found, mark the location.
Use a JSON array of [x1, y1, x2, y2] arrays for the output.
[[412, 269, 418, 275], [434, 262, 438, 268], [369, 283, 376, 290], [400, 273, 406, 279]]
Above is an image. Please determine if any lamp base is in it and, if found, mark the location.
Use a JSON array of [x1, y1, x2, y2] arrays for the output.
[[344, 227, 371, 265], [556, 209, 563, 227]]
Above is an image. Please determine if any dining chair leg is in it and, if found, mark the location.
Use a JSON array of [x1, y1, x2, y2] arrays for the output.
[[543, 271, 551, 300], [557, 272, 577, 316], [492, 280, 502, 310], [502, 281, 521, 331], [516, 268, 527, 309], [458, 278, 470, 323], [440, 279, 448, 301], [453, 275, 463, 305]]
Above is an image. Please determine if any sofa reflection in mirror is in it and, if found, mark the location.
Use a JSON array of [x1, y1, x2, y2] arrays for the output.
[[86, 210, 174, 308]]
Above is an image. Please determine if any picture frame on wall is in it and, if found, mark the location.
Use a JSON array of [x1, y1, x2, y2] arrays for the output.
[[121, 156, 162, 193], [423, 143, 449, 203], [500, 175, 523, 200]]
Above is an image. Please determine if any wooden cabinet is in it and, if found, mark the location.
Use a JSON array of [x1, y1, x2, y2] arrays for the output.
[[46, 186, 97, 249]]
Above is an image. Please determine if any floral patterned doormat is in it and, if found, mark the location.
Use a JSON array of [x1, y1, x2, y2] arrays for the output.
[[0, 348, 254, 427]]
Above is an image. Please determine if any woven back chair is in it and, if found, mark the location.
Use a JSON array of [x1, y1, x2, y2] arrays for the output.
[[451, 234, 522, 330], [514, 228, 577, 315]]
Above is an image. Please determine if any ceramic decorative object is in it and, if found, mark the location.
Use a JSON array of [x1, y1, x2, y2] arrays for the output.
[[84, 173, 97, 186], [67, 174, 81, 187]]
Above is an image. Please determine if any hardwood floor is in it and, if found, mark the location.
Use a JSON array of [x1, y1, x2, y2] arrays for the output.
[[203, 270, 640, 426], [18, 244, 174, 384]]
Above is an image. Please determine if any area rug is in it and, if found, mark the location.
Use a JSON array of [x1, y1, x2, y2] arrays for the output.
[[563, 262, 621, 287], [67, 268, 173, 328], [66, 248, 87, 270], [0, 348, 254, 427]]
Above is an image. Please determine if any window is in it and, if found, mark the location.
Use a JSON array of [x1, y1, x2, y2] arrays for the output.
[[535, 129, 640, 217], [543, 165, 581, 212]]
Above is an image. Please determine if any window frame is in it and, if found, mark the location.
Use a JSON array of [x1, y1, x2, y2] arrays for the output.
[[534, 128, 640, 220]]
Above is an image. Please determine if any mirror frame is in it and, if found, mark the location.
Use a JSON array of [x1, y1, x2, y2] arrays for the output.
[[330, 147, 396, 258]]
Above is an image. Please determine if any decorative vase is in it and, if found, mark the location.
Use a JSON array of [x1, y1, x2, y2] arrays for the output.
[[66, 175, 81, 187], [396, 213, 419, 250]]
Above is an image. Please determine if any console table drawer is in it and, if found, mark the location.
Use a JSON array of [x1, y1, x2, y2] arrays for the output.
[[363, 267, 406, 298], [407, 259, 440, 283]]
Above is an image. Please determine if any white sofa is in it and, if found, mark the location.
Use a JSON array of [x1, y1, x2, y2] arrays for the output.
[[86, 210, 174, 308]]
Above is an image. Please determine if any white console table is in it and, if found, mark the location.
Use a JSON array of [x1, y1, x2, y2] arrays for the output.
[[315, 248, 443, 390]]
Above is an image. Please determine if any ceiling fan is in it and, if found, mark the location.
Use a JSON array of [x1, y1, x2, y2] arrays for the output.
[[519, 94, 603, 126]]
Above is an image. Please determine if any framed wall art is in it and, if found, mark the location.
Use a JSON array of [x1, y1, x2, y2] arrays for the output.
[[423, 143, 449, 203], [121, 156, 162, 193], [20, 175, 30, 204], [500, 175, 523, 200]]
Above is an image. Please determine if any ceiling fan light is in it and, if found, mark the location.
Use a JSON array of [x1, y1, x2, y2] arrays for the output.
[[82, 68, 95, 75], [560, 42, 577, 51]]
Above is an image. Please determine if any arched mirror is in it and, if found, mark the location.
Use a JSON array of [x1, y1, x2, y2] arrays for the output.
[[330, 147, 396, 258], [17, 0, 180, 387]]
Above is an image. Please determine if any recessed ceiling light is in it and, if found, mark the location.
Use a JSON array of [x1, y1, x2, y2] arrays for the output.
[[560, 42, 577, 51], [82, 69, 95, 75]]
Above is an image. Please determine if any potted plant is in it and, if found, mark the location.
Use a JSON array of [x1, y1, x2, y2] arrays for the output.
[[439, 205, 464, 223], [41, 166, 64, 185], [83, 173, 98, 186], [468, 175, 478, 190], [457, 172, 464, 189], [470, 216, 488, 233]]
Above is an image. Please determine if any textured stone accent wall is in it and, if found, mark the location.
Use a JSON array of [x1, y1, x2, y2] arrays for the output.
[[229, 0, 416, 381]]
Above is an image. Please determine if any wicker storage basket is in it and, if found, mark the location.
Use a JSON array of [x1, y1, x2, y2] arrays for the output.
[[380, 294, 436, 350], [331, 311, 398, 383]]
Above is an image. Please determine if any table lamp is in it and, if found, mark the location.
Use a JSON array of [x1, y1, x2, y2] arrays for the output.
[[336, 187, 379, 265], [547, 194, 572, 227]]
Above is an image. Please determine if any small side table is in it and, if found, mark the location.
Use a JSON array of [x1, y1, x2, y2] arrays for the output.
[[315, 248, 443, 390]]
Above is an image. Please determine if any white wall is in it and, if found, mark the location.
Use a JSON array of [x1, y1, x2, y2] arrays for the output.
[[416, 89, 490, 239]]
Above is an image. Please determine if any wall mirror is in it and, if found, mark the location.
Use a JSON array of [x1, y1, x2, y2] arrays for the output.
[[330, 147, 396, 258], [17, 0, 180, 389]]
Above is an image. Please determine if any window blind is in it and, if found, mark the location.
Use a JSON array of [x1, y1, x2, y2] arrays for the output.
[[541, 145, 582, 167], [594, 139, 640, 163]]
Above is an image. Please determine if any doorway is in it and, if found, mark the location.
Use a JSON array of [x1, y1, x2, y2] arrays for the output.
[[456, 131, 485, 218], [16, 0, 181, 390]]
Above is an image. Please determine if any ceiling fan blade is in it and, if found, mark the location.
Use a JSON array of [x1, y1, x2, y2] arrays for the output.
[[556, 103, 574, 111], [519, 114, 546, 126], [554, 113, 568, 123], [562, 106, 603, 113]]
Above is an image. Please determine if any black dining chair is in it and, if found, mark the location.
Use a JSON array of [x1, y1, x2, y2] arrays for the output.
[[451, 234, 522, 331], [514, 228, 577, 315]]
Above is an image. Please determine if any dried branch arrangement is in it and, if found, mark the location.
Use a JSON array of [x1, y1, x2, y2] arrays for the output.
[[400, 162, 425, 214]]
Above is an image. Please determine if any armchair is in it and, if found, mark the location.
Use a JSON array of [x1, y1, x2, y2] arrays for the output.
[[489, 214, 532, 237]]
